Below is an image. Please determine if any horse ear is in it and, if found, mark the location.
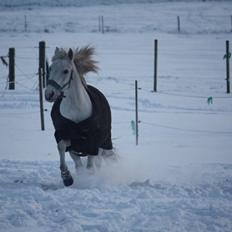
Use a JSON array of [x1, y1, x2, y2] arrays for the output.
[[55, 47, 59, 54], [68, 48, 73, 60]]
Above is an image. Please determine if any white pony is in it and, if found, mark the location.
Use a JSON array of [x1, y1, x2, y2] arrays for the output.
[[45, 47, 115, 186]]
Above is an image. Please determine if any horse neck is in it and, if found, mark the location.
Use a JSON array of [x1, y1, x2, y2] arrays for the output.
[[60, 66, 92, 123]]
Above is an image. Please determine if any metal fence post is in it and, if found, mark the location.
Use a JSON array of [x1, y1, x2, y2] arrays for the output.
[[135, 80, 139, 145], [9, 48, 15, 90], [153, 39, 158, 92], [39, 41, 46, 88], [39, 67, 45, 131], [226, 40, 230, 94]]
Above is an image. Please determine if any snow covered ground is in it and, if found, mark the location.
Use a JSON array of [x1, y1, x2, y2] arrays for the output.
[[0, 1, 232, 231], [1, 1, 232, 34]]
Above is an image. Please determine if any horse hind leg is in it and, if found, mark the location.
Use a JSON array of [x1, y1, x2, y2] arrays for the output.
[[87, 155, 95, 169], [86, 148, 104, 169], [69, 151, 83, 170], [86, 148, 117, 169], [57, 140, 74, 187], [101, 149, 118, 161]]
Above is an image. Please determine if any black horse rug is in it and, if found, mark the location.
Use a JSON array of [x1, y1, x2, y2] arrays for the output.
[[51, 85, 113, 156]]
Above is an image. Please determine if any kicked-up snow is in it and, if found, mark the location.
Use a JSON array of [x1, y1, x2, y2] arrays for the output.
[[0, 0, 232, 231], [0, 160, 232, 232]]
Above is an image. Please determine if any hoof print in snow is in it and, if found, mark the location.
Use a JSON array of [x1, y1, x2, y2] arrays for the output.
[[40, 184, 60, 191], [14, 179, 23, 184]]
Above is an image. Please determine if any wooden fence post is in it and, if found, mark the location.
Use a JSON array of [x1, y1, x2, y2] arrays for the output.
[[177, 16, 181, 33], [135, 80, 139, 145], [101, 16, 105, 34], [98, 16, 101, 32], [9, 48, 15, 90], [230, 15, 232, 32], [226, 40, 230, 94], [153, 39, 158, 92], [39, 41, 46, 88], [39, 67, 45, 131], [24, 15, 28, 32]]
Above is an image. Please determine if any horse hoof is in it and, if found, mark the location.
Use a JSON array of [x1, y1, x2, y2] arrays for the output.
[[63, 176, 74, 187], [61, 170, 74, 186]]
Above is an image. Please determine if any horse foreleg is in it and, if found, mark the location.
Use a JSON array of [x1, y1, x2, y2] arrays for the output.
[[57, 140, 73, 186]]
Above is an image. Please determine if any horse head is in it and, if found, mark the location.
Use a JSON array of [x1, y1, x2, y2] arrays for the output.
[[45, 46, 98, 102], [45, 47, 74, 102]]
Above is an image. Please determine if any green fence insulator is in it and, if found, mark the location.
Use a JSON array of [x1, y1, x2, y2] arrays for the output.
[[131, 120, 136, 135], [223, 52, 231, 59], [207, 96, 213, 105]]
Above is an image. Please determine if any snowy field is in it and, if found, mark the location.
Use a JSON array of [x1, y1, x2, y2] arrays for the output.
[[0, 1, 232, 231]]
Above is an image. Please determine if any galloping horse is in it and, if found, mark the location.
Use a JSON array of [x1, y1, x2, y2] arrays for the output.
[[45, 47, 114, 186]]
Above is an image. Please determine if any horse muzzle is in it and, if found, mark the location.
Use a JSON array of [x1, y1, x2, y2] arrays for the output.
[[45, 89, 56, 102], [45, 87, 65, 102]]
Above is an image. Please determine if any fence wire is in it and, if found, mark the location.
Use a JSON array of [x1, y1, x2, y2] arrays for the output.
[[0, 14, 232, 34], [0, 37, 231, 136]]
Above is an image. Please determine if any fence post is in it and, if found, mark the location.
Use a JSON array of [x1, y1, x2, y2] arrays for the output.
[[39, 67, 45, 131], [98, 16, 101, 32], [9, 48, 15, 90], [24, 15, 28, 32], [39, 41, 46, 88], [135, 80, 139, 145], [177, 16, 181, 33], [101, 16, 105, 34], [153, 39, 158, 92], [226, 40, 230, 94], [231, 15, 232, 32]]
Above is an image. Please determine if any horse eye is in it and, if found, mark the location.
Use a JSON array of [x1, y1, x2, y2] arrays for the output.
[[63, 69, 69, 74]]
